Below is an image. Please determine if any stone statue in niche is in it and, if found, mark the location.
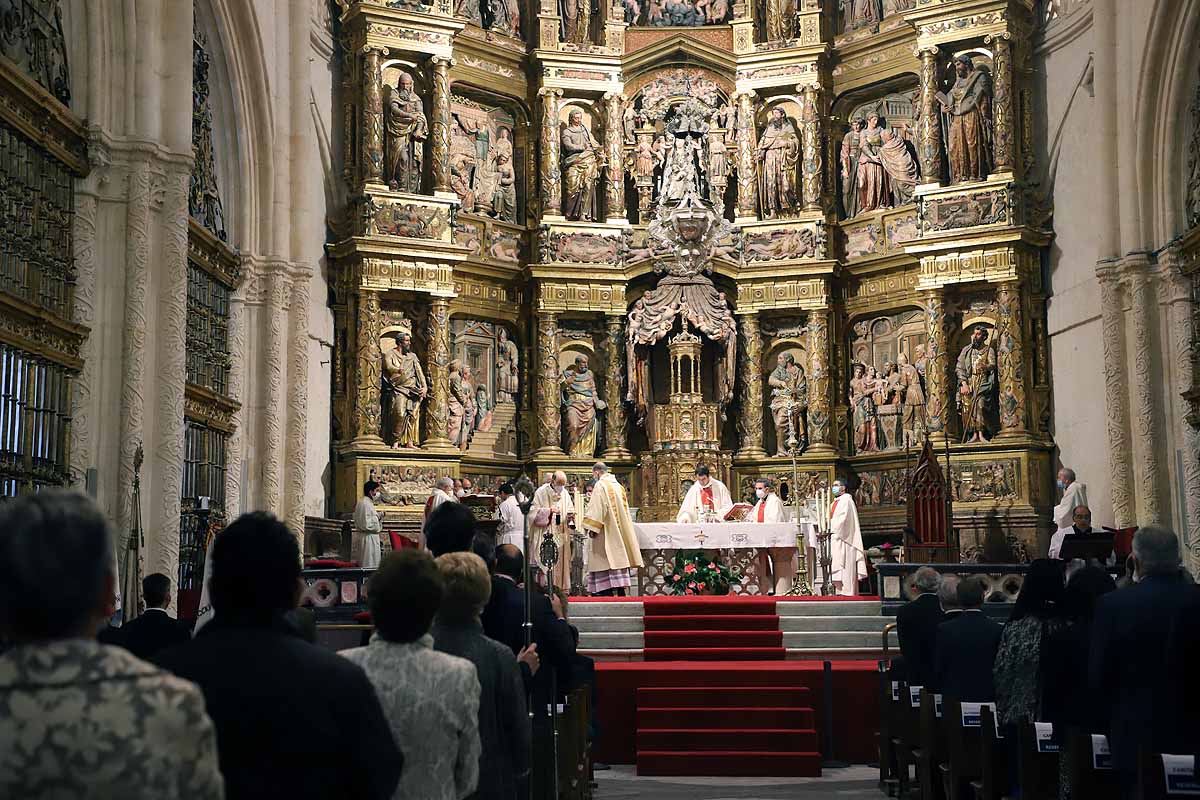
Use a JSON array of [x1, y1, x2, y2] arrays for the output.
[[937, 54, 994, 184], [496, 327, 519, 403], [561, 108, 606, 221], [849, 362, 880, 452], [560, 0, 591, 44], [623, 105, 638, 143], [386, 72, 428, 193], [624, 0, 731, 25], [882, 0, 914, 12], [839, 117, 864, 218], [896, 351, 925, 447], [490, 149, 516, 220], [561, 354, 606, 457], [708, 130, 729, 188], [488, 0, 521, 37], [841, 0, 881, 31], [448, 359, 477, 449], [450, 100, 518, 221], [764, 0, 796, 41], [757, 107, 800, 218], [634, 137, 657, 180], [768, 353, 807, 455], [956, 325, 998, 442], [381, 332, 428, 448], [661, 135, 705, 202], [854, 110, 919, 213], [456, 0, 483, 26]]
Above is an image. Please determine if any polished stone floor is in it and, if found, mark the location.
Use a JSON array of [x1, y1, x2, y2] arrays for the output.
[[594, 765, 879, 799]]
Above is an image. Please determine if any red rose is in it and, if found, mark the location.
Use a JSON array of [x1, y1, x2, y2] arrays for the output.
[[684, 589, 694, 595], [672, 574, 682, 582], [707, 562, 717, 570], [697, 582, 705, 590], [688, 582, 697, 589], [683, 563, 697, 574]]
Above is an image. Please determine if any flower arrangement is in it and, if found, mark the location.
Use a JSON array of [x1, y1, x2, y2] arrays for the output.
[[663, 550, 739, 596]]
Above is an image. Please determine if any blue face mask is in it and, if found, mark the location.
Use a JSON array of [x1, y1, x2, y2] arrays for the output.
[[1056, 479, 1065, 490], [831, 485, 843, 497]]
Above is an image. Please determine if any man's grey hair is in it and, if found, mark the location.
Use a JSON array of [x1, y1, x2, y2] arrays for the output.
[[1059, 467, 1076, 482], [552, 470, 568, 484], [912, 566, 942, 594], [0, 490, 113, 640], [1132, 525, 1181, 575], [755, 477, 775, 489], [937, 573, 961, 610], [436, 476, 454, 491], [593, 461, 608, 474]]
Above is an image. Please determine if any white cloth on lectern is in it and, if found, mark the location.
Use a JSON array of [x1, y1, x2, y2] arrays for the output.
[[676, 479, 733, 523], [354, 495, 382, 569], [829, 493, 867, 596], [1052, 482, 1088, 530], [497, 495, 524, 551]]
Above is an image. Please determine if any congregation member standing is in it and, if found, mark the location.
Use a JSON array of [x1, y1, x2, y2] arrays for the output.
[[828, 478, 867, 596], [676, 464, 733, 523], [750, 477, 795, 596], [495, 483, 524, 552], [583, 462, 644, 597], [934, 576, 1001, 701], [354, 480, 384, 569], [112, 572, 192, 660], [158, 512, 401, 800], [894, 566, 943, 688], [0, 491, 224, 799], [938, 573, 962, 621], [994, 559, 1065, 730], [427, 500, 481, 558]]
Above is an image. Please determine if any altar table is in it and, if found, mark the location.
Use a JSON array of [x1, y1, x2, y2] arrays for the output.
[[634, 521, 819, 551]]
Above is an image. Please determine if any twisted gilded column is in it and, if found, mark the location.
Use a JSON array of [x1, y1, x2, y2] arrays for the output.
[[917, 47, 943, 184], [989, 34, 1015, 174], [1098, 267, 1134, 527], [361, 48, 384, 184], [736, 312, 767, 457], [533, 310, 564, 455], [799, 85, 823, 212], [1128, 266, 1164, 524], [423, 297, 454, 449], [806, 310, 833, 454], [353, 289, 384, 444], [604, 93, 626, 222], [431, 57, 453, 194], [540, 88, 563, 217], [734, 91, 758, 219], [995, 280, 1028, 437], [922, 287, 954, 444], [602, 314, 631, 459]]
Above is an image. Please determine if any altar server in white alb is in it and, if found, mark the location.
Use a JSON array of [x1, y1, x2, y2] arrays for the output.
[[751, 477, 796, 596], [1051, 467, 1087, 531], [353, 480, 384, 569], [496, 482, 525, 551], [583, 462, 644, 596], [676, 465, 733, 523], [425, 476, 457, 520], [828, 478, 867, 596], [532, 471, 576, 590]]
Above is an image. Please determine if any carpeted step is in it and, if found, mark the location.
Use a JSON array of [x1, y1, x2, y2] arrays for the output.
[[636, 685, 811, 708], [643, 597, 777, 616], [636, 727, 819, 752], [635, 750, 822, 777], [644, 646, 786, 661], [637, 706, 815, 729], [643, 613, 781, 631], [644, 630, 783, 649]]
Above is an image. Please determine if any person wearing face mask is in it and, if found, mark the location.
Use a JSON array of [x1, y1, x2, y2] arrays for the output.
[[1051, 467, 1087, 533], [828, 478, 867, 596], [354, 480, 385, 569], [531, 471, 577, 591], [1048, 505, 1098, 559], [750, 478, 795, 596], [676, 465, 733, 523]]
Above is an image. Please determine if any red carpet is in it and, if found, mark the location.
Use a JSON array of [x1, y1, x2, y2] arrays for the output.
[[642, 596, 785, 661]]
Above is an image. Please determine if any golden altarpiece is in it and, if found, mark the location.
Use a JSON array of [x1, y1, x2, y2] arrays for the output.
[[328, 0, 1055, 566]]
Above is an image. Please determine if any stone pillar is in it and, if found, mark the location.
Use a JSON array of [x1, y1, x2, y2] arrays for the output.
[[423, 296, 454, 449], [922, 287, 954, 445], [602, 314, 631, 459], [353, 289, 384, 444], [734, 91, 759, 220], [1098, 266, 1135, 527], [799, 85, 823, 212], [995, 280, 1028, 437], [989, 34, 1014, 174], [604, 92, 626, 222], [806, 309, 833, 454], [533, 310, 564, 455], [737, 312, 767, 458], [431, 57, 453, 194], [917, 47, 943, 185], [1128, 266, 1164, 524], [361, 48, 384, 184], [540, 88, 563, 217]]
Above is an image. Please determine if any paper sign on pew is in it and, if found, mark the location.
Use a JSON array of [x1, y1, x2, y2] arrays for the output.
[[891, 681, 900, 701], [1091, 735, 1111, 770], [1034, 722, 1059, 753], [960, 701, 996, 729], [934, 694, 943, 719], [909, 685, 923, 708], [1163, 754, 1200, 795]]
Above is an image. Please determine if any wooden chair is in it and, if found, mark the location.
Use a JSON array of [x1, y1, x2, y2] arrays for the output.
[[557, 686, 593, 800], [1063, 731, 1119, 800], [973, 705, 1007, 800], [893, 682, 925, 797], [939, 697, 982, 800], [1138, 752, 1199, 800], [878, 663, 901, 796], [917, 689, 947, 800], [1016, 722, 1059, 799]]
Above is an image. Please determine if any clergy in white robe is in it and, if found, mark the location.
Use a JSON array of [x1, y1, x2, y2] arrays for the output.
[[532, 471, 576, 591], [353, 480, 384, 569], [1052, 468, 1088, 531], [676, 465, 733, 523], [828, 479, 867, 596], [496, 483, 525, 551], [583, 462, 644, 596], [425, 476, 457, 520], [751, 478, 796, 595]]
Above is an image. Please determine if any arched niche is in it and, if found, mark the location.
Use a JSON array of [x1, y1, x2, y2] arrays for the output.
[[846, 306, 928, 454], [446, 85, 530, 224], [831, 76, 921, 221]]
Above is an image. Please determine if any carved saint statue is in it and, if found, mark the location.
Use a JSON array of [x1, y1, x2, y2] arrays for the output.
[[896, 351, 926, 448], [856, 113, 892, 214], [561, 109, 605, 221], [386, 72, 428, 193], [382, 332, 428, 448], [708, 130, 729, 187], [634, 138, 656, 180], [937, 54, 993, 184], [849, 362, 879, 452], [661, 135, 704, 203], [561, 354, 607, 457], [842, 0, 881, 31], [490, 150, 516, 221], [765, 0, 796, 41], [956, 326, 998, 442], [840, 117, 864, 218], [448, 360, 477, 449], [456, 0, 483, 26], [561, 0, 592, 44], [757, 107, 800, 218], [768, 353, 808, 455], [489, 0, 521, 37], [496, 327, 519, 403]]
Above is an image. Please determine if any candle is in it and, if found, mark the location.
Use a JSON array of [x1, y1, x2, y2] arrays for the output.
[[199, 496, 210, 512]]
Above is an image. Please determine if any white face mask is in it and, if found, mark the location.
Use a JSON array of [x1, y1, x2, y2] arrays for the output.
[[755, 488, 766, 499], [455, 488, 465, 498], [831, 485, 843, 497], [554, 483, 565, 494]]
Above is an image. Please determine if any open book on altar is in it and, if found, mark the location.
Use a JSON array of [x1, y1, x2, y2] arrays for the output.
[[724, 503, 752, 522]]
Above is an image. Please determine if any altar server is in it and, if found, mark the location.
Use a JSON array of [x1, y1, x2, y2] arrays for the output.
[[353, 480, 384, 569], [496, 482, 524, 551], [828, 478, 867, 596], [583, 462, 644, 596], [1052, 467, 1088, 534], [751, 478, 796, 596], [676, 465, 733, 523], [425, 476, 457, 520], [532, 471, 576, 591]]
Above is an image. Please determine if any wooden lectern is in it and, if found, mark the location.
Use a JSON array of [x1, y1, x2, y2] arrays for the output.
[[905, 438, 959, 563]]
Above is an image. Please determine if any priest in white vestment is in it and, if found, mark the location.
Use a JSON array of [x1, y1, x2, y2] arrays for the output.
[[750, 477, 796, 595], [353, 480, 384, 569], [496, 482, 524, 551], [828, 478, 867, 596], [583, 462, 644, 596], [676, 465, 733, 523], [532, 471, 576, 591], [1052, 467, 1088, 536], [425, 476, 457, 520]]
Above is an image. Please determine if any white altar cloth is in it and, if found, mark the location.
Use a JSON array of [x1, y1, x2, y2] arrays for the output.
[[635, 521, 818, 550]]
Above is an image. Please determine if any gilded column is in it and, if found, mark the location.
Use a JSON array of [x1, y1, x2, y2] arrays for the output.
[[424, 296, 454, 449], [533, 310, 565, 454], [1098, 266, 1134, 527], [361, 48, 384, 184], [995, 280, 1028, 437], [604, 92, 626, 222], [353, 289, 384, 444], [1128, 266, 1164, 524], [806, 309, 833, 454], [540, 88, 563, 217], [922, 287, 954, 444], [431, 57, 453, 194], [989, 34, 1014, 174], [735, 91, 759, 219], [799, 85, 823, 212], [917, 47, 943, 184], [602, 314, 631, 460], [737, 312, 767, 458]]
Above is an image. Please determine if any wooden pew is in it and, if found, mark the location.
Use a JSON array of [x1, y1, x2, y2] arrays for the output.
[[1063, 731, 1119, 800], [973, 704, 1007, 800], [1138, 752, 1199, 800], [557, 686, 593, 800], [878, 663, 901, 796], [917, 690, 947, 800], [893, 682, 924, 798], [939, 697, 983, 800], [1016, 722, 1059, 798]]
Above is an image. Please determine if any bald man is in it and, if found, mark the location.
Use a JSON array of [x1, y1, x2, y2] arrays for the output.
[[532, 471, 576, 591]]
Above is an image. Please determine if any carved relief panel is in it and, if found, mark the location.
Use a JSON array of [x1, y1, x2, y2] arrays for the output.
[[449, 95, 522, 222]]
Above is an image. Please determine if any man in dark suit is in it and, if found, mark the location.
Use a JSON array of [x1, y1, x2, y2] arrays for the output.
[[1090, 526, 1197, 785], [933, 576, 1002, 700], [894, 566, 943, 688], [157, 513, 401, 800], [110, 573, 192, 660]]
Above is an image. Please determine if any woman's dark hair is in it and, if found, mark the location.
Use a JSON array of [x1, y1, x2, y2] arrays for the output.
[[1058, 566, 1116, 622], [1009, 558, 1066, 622], [369, 549, 444, 642]]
